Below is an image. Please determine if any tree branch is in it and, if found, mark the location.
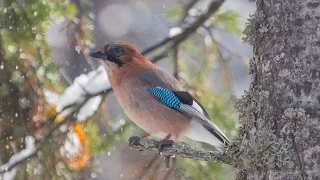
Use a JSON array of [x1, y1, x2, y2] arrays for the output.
[[0, 60, 154, 174], [0, 0, 226, 174], [150, 50, 169, 64], [0, 93, 106, 174], [128, 136, 235, 167], [172, 45, 179, 79], [141, 0, 225, 55], [178, 0, 199, 26]]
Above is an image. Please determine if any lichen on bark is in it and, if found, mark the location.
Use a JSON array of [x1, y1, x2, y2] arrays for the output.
[[236, 0, 320, 179]]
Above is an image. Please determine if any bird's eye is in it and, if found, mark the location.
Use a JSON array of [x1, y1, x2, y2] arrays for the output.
[[113, 46, 123, 56]]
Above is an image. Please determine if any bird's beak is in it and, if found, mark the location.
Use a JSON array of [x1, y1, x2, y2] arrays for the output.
[[89, 51, 107, 60]]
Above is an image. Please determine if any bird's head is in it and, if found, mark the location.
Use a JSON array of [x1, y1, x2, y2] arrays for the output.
[[89, 42, 147, 73]]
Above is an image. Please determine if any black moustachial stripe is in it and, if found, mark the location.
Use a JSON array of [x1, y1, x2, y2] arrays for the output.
[[108, 55, 124, 67]]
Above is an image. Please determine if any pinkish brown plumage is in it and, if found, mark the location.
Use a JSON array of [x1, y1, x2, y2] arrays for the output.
[[90, 42, 230, 152]]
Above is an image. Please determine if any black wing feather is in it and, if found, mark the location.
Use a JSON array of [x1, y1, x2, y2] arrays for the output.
[[140, 70, 230, 145], [173, 91, 230, 145]]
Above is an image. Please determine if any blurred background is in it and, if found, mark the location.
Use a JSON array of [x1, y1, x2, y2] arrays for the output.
[[0, 0, 254, 179]]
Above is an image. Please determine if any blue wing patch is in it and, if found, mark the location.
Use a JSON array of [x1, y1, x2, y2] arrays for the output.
[[146, 86, 181, 108], [146, 86, 230, 146]]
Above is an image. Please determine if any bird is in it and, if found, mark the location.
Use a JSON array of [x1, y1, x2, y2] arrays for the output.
[[89, 42, 230, 152]]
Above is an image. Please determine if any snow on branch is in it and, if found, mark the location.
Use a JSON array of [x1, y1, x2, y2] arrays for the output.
[[0, 136, 36, 180], [0, 96, 90, 175], [141, 0, 225, 55], [0, 0, 226, 175], [45, 65, 111, 123]]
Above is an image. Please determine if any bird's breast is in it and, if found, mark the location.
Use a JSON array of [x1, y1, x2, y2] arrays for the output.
[[112, 81, 190, 140]]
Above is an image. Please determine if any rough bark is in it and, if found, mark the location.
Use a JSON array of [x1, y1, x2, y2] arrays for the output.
[[234, 0, 320, 179]]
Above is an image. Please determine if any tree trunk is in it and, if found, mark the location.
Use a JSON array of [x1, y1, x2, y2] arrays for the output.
[[235, 0, 320, 179]]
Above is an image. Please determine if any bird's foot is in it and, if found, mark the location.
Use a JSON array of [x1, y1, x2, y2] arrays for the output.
[[156, 133, 173, 153], [155, 139, 174, 153]]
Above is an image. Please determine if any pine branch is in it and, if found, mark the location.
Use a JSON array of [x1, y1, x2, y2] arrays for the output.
[[0, 94, 102, 174], [0, 0, 226, 174], [141, 0, 225, 55], [128, 136, 236, 167], [172, 45, 179, 79], [178, 0, 199, 26]]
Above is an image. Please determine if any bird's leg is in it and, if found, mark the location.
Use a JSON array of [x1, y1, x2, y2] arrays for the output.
[[141, 133, 150, 139], [156, 134, 174, 168], [156, 133, 174, 153]]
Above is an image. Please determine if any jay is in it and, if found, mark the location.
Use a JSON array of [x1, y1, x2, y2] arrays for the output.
[[90, 42, 230, 152]]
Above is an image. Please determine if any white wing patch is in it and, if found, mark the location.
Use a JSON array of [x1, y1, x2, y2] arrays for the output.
[[191, 100, 204, 115], [184, 119, 224, 152], [179, 104, 230, 145], [146, 86, 230, 146]]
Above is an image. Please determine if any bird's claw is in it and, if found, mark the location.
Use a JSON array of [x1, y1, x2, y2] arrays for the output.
[[156, 139, 174, 153]]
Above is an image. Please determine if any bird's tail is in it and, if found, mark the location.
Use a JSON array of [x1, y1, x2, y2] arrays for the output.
[[185, 120, 230, 152], [203, 123, 230, 146]]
